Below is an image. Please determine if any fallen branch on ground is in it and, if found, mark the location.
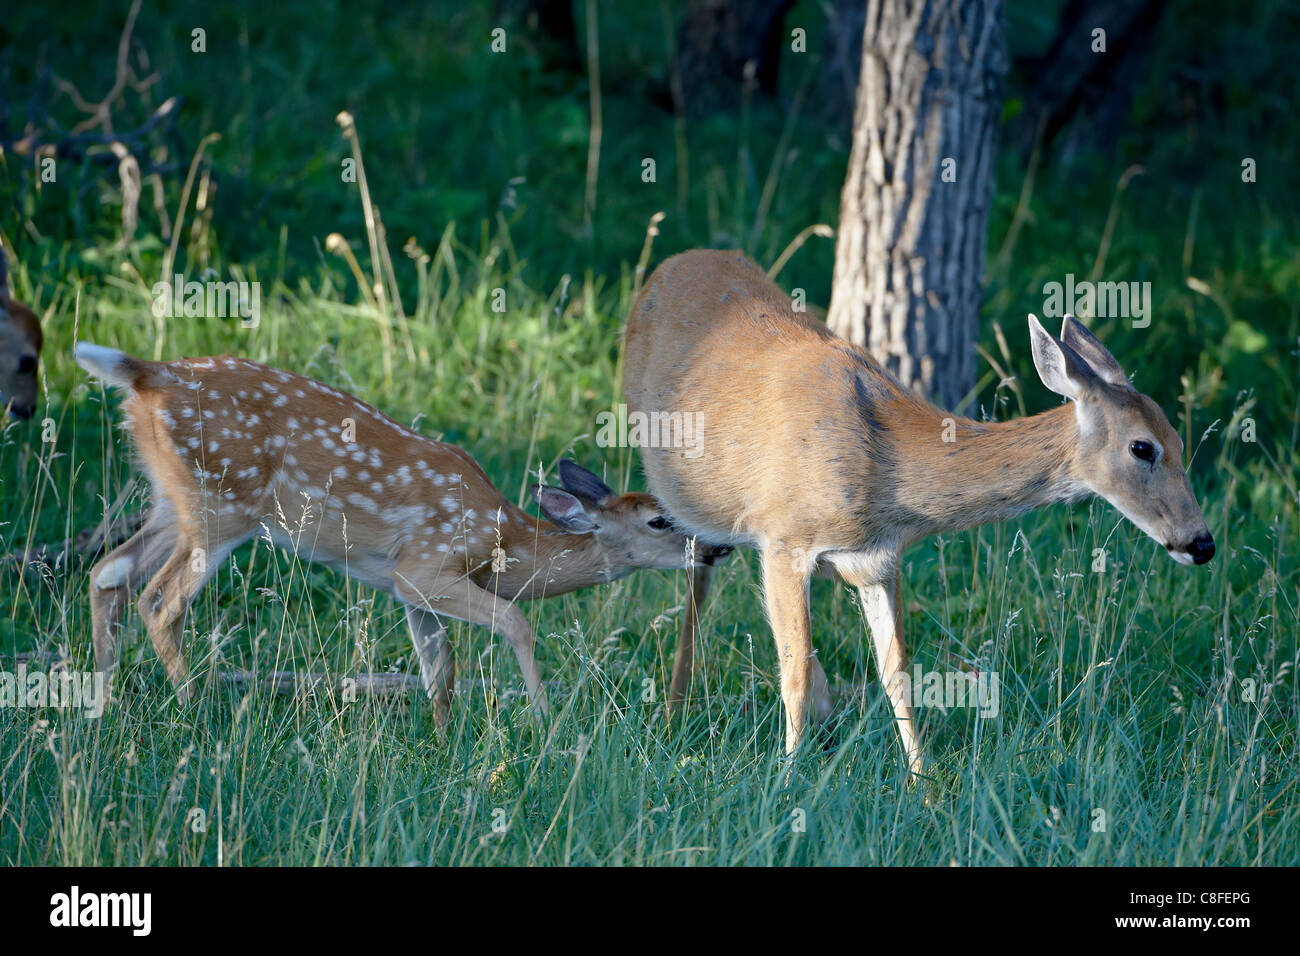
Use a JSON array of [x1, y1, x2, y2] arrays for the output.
[[215, 669, 425, 698]]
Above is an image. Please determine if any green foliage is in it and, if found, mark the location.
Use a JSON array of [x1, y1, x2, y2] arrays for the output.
[[0, 0, 1296, 865]]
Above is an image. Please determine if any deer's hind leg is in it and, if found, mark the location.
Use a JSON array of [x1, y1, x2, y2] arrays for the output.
[[760, 546, 815, 755], [668, 563, 712, 718], [137, 529, 250, 700], [671, 562, 834, 723], [88, 508, 178, 687]]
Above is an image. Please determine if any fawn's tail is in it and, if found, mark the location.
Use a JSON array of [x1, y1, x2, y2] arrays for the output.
[[75, 342, 162, 390]]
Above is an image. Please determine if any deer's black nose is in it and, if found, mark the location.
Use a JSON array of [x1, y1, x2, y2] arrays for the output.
[[1190, 534, 1215, 565], [703, 544, 733, 566]]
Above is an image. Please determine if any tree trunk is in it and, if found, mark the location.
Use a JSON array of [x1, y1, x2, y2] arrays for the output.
[[500, 0, 581, 72], [675, 0, 795, 115], [1011, 0, 1170, 160], [827, 0, 1005, 412]]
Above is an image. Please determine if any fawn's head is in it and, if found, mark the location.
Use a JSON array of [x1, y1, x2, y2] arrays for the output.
[[531, 459, 732, 571], [1029, 314, 1214, 566], [0, 256, 41, 421]]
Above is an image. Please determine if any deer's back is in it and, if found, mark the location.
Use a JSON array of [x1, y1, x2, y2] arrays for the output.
[[625, 250, 902, 549], [121, 355, 516, 586]]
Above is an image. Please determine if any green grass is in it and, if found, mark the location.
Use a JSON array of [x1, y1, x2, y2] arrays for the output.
[[1, 0, 1297, 865]]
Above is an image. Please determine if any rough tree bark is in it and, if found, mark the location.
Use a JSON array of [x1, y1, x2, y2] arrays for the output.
[[675, 0, 796, 115], [826, 0, 1006, 412], [1012, 0, 1171, 159]]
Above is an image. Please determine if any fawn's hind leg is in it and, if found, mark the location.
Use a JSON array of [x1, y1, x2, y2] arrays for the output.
[[137, 532, 248, 699], [88, 510, 177, 688]]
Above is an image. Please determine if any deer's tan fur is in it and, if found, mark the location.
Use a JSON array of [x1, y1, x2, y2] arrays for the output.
[[0, 253, 42, 421], [625, 249, 1213, 777], [77, 344, 726, 722]]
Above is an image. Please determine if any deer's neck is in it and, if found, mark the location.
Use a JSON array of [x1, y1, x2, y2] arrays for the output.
[[489, 519, 616, 601], [894, 402, 1089, 538]]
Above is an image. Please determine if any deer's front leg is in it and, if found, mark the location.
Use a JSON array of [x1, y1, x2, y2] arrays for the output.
[[404, 606, 454, 729], [396, 574, 549, 720], [761, 547, 814, 755], [857, 571, 924, 781]]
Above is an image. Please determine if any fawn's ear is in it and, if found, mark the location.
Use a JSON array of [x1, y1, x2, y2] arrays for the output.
[[532, 484, 598, 533], [1060, 315, 1129, 387], [1028, 313, 1101, 402], [558, 459, 614, 504]]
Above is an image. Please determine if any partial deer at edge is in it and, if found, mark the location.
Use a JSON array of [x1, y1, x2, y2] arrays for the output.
[[76, 343, 729, 723], [0, 253, 42, 421], [625, 249, 1214, 779]]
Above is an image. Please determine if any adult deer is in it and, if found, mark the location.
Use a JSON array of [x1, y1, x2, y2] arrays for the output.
[[76, 343, 727, 722], [624, 249, 1214, 778], [0, 253, 42, 421]]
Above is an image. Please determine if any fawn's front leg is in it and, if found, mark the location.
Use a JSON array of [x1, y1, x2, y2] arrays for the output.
[[404, 606, 454, 728], [396, 572, 549, 720], [761, 547, 814, 755]]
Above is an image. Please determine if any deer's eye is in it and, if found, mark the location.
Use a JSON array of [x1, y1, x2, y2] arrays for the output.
[[647, 516, 672, 530], [1129, 440, 1156, 463], [17, 356, 36, 374]]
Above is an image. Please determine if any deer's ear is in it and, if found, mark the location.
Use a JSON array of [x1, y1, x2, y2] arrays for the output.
[[533, 485, 598, 533], [1028, 314, 1100, 401], [558, 459, 614, 504], [1060, 315, 1128, 387]]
